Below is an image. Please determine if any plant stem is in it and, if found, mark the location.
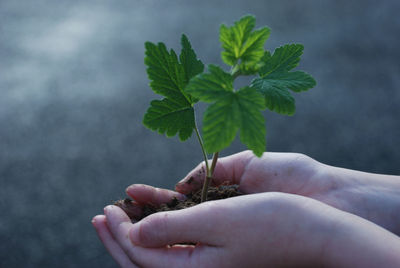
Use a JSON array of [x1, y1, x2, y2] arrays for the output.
[[209, 151, 219, 176], [230, 64, 241, 80], [201, 152, 219, 202], [194, 119, 209, 174], [194, 115, 213, 203]]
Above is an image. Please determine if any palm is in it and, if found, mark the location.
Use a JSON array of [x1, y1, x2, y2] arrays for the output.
[[174, 150, 348, 211], [177, 151, 321, 195]]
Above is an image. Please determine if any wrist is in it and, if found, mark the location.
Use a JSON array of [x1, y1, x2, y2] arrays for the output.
[[321, 210, 400, 267], [321, 164, 400, 235]]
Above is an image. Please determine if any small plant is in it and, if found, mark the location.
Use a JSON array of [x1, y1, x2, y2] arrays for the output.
[[142, 15, 315, 202]]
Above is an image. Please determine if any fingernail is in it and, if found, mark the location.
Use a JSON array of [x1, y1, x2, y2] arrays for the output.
[[104, 205, 113, 214], [175, 182, 186, 190], [126, 184, 138, 191], [177, 178, 186, 184], [126, 185, 133, 193]]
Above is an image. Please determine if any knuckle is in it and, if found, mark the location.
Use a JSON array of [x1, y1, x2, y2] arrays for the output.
[[291, 153, 318, 173], [293, 152, 313, 164]]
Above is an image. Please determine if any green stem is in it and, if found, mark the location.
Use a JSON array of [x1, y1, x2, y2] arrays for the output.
[[209, 151, 219, 176], [194, 115, 212, 203], [201, 152, 219, 202], [230, 64, 241, 80], [194, 119, 209, 173]]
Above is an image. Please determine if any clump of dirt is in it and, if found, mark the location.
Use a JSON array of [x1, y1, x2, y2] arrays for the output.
[[114, 184, 242, 222]]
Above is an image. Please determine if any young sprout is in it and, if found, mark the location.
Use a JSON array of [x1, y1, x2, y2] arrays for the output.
[[143, 15, 316, 202]]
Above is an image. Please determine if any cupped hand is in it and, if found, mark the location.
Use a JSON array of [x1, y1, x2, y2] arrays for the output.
[[175, 150, 322, 196], [175, 150, 400, 234], [93, 192, 333, 267], [93, 192, 400, 268], [122, 150, 400, 235], [120, 151, 326, 222], [92, 186, 186, 268]]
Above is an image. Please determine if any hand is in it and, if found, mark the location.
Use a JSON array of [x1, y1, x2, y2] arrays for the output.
[[176, 150, 321, 196], [93, 192, 400, 268], [175, 151, 400, 235]]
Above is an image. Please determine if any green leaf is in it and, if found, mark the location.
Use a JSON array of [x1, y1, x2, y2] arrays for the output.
[[263, 71, 316, 92], [251, 77, 295, 115], [236, 87, 266, 156], [186, 64, 266, 155], [253, 70, 316, 96], [201, 87, 266, 156], [252, 44, 316, 115], [220, 16, 255, 66], [185, 64, 233, 102], [259, 44, 304, 76], [220, 15, 270, 73], [144, 35, 204, 140], [239, 27, 270, 72], [143, 99, 195, 141], [179, 34, 204, 83], [202, 95, 239, 153], [144, 42, 188, 105], [240, 50, 271, 75]]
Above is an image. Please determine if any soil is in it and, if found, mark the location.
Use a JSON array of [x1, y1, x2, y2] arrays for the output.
[[114, 184, 242, 222]]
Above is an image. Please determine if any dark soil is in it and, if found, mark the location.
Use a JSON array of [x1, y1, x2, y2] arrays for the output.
[[114, 184, 242, 222]]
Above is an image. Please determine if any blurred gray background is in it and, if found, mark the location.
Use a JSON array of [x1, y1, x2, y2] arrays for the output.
[[1, 0, 399, 267]]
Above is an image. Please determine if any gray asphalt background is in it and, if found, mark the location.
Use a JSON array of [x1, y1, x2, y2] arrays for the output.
[[1, 0, 399, 267]]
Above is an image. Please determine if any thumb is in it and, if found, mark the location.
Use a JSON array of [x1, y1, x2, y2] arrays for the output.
[[175, 150, 253, 194], [129, 202, 224, 247]]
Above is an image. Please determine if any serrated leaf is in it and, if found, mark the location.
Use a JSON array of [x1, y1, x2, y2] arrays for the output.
[[220, 15, 270, 72], [259, 44, 304, 76], [202, 87, 266, 156], [252, 44, 316, 115], [143, 99, 195, 141], [145, 42, 189, 105], [185, 64, 233, 102], [251, 77, 295, 115], [220, 16, 255, 65], [258, 71, 316, 92], [236, 87, 266, 156], [239, 27, 270, 73], [202, 95, 239, 153], [180, 34, 204, 83], [144, 35, 203, 141]]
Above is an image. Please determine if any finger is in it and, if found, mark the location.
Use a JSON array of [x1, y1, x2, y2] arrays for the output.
[[92, 215, 139, 268], [175, 150, 253, 194], [129, 202, 225, 248], [104, 205, 137, 253], [122, 243, 221, 268], [105, 205, 223, 267], [113, 199, 143, 221], [126, 184, 185, 205]]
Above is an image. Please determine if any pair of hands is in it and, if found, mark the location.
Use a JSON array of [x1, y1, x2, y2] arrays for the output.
[[92, 151, 400, 267]]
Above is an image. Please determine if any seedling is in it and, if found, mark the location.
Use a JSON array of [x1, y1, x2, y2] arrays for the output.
[[143, 15, 316, 202]]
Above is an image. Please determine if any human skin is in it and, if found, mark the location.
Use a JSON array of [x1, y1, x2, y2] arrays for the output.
[[171, 151, 400, 235], [93, 192, 400, 268], [93, 151, 400, 267]]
